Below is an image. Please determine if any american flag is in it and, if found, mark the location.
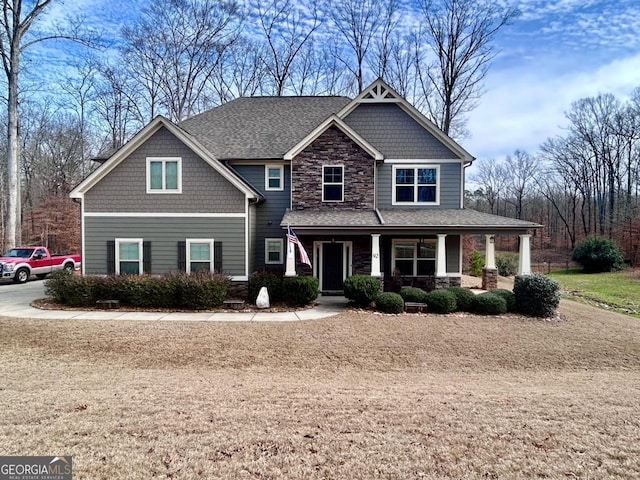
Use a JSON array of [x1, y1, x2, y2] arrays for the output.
[[287, 226, 312, 267]]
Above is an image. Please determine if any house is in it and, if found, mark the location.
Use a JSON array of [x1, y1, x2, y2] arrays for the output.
[[70, 79, 541, 294]]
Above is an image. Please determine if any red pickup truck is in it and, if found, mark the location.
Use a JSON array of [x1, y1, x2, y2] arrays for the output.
[[0, 246, 82, 283]]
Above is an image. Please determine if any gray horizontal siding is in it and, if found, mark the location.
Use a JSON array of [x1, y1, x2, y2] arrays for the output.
[[233, 164, 290, 270], [84, 216, 246, 276], [85, 126, 246, 214], [344, 104, 461, 159], [377, 162, 462, 209]]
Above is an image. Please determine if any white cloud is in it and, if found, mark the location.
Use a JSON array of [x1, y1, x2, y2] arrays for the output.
[[465, 52, 640, 160]]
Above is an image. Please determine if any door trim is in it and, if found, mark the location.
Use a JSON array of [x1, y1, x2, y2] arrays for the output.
[[313, 241, 353, 291]]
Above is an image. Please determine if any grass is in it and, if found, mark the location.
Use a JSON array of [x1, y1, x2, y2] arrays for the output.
[[1, 302, 640, 479], [549, 268, 640, 318]]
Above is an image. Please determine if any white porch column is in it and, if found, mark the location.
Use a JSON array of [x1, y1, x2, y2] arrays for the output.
[[436, 234, 447, 277], [485, 234, 496, 269], [285, 235, 296, 277], [370, 234, 381, 277], [518, 234, 532, 275]]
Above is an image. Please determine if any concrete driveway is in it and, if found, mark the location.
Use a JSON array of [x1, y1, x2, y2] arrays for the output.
[[0, 278, 48, 317]]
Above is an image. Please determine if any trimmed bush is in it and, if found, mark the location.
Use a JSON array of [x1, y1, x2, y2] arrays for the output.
[[283, 276, 319, 306], [513, 273, 561, 317], [343, 274, 381, 307], [447, 286, 476, 312], [45, 271, 97, 307], [249, 270, 284, 303], [571, 236, 625, 273], [490, 288, 516, 312], [425, 289, 457, 314], [472, 292, 507, 315], [496, 252, 518, 277], [398, 287, 428, 303], [375, 292, 405, 314], [172, 272, 229, 310], [469, 250, 484, 276]]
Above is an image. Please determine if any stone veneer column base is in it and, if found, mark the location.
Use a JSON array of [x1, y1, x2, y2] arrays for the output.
[[434, 276, 450, 290], [449, 276, 461, 288], [481, 268, 498, 290]]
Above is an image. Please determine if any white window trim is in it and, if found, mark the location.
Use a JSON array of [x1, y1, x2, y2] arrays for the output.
[[265, 165, 284, 191], [391, 239, 437, 276], [146, 157, 182, 194], [186, 238, 214, 273], [392, 164, 440, 205], [322, 165, 344, 203], [264, 238, 284, 264], [115, 238, 143, 275]]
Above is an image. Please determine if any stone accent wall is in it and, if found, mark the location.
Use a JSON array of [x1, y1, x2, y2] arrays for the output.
[[482, 268, 498, 290], [351, 237, 371, 275], [292, 126, 374, 211], [434, 276, 450, 290], [228, 281, 249, 300], [449, 276, 461, 288]]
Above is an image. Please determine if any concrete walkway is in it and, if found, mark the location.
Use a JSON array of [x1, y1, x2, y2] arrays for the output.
[[0, 280, 348, 321]]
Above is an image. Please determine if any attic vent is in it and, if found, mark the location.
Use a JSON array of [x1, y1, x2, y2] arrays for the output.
[[361, 82, 400, 102]]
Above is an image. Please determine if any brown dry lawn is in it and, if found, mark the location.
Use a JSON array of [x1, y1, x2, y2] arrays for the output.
[[1, 300, 639, 479]]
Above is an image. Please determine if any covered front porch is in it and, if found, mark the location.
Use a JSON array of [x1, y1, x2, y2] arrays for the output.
[[281, 209, 542, 293]]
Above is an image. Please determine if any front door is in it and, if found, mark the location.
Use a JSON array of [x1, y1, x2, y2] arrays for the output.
[[322, 242, 344, 291]]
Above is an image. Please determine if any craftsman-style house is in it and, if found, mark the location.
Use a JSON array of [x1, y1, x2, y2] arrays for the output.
[[70, 79, 540, 293]]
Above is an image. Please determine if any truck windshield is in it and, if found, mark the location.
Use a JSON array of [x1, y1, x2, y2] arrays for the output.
[[2, 248, 35, 258]]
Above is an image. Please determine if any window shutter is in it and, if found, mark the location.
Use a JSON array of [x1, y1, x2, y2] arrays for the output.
[[143, 241, 152, 274], [177, 241, 186, 271], [214, 241, 222, 273], [107, 240, 115, 275]]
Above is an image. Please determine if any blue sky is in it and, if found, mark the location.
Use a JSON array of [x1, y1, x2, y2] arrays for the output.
[[35, 0, 640, 163]]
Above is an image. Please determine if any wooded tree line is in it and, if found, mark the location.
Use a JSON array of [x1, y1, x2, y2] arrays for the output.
[[468, 89, 640, 264]]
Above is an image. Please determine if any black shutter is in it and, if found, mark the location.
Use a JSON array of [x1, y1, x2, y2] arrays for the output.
[[177, 241, 186, 271], [214, 241, 222, 273], [143, 241, 152, 274], [107, 240, 115, 275]]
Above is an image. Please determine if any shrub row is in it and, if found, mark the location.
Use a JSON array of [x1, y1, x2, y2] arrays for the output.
[[45, 270, 230, 310], [342, 272, 559, 318], [248, 270, 319, 306]]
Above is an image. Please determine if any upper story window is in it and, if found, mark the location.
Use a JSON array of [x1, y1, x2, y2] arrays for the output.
[[392, 165, 439, 205], [323, 165, 344, 202], [186, 239, 214, 273], [147, 157, 182, 193], [265, 165, 283, 191]]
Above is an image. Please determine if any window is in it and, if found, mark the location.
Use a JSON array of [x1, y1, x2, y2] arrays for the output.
[[186, 239, 214, 273], [323, 165, 343, 202], [392, 165, 439, 204], [393, 239, 436, 276], [265, 238, 284, 264], [265, 165, 283, 191], [116, 238, 143, 275], [147, 157, 181, 193]]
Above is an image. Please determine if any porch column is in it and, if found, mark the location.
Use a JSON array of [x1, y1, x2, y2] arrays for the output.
[[370, 234, 381, 277], [518, 234, 532, 275], [484, 234, 496, 269], [285, 236, 296, 277], [436, 234, 447, 277]]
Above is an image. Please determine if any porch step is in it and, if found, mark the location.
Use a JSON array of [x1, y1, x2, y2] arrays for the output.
[[223, 299, 246, 310]]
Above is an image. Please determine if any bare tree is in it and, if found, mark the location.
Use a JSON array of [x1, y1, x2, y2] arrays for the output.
[[0, 0, 94, 246], [416, 0, 519, 137], [122, 0, 241, 121], [328, 0, 399, 93], [504, 149, 537, 219], [211, 37, 267, 103], [472, 158, 509, 215], [256, 0, 321, 96]]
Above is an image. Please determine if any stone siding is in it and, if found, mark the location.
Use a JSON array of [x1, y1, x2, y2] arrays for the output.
[[292, 126, 374, 211]]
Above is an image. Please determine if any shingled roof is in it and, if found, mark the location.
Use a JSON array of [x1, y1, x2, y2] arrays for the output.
[[179, 96, 351, 160]]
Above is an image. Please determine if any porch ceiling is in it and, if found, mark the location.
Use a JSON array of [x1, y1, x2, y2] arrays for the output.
[[281, 208, 542, 234]]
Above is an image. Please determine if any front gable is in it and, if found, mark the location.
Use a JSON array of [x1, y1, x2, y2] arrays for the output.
[[70, 116, 260, 214]]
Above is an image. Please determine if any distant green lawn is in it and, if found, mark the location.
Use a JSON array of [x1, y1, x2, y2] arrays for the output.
[[549, 268, 640, 318]]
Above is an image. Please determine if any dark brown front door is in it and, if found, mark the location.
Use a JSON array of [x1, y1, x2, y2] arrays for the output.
[[322, 243, 343, 291]]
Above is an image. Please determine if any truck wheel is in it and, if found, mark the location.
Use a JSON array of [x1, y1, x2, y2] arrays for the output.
[[63, 263, 74, 272], [14, 268, 30, 284]]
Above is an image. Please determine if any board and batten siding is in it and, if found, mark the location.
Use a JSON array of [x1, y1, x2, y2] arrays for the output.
[[84, 126, 246, 214], [84, 217, 246, 276], [376, 162, 462, 209], [233, 164, 290, 270]]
